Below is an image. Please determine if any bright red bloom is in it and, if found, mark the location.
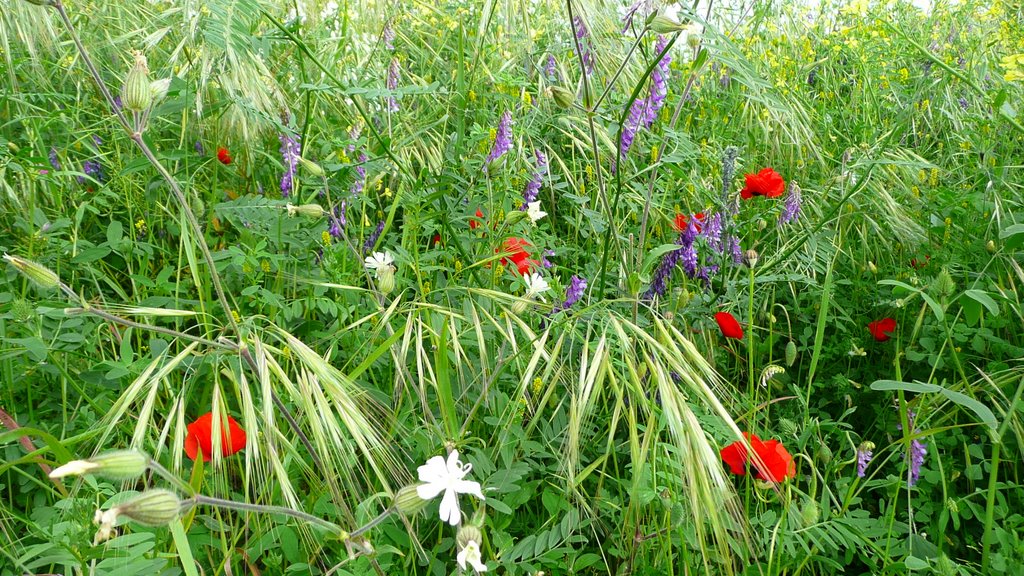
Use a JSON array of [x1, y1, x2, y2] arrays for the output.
[[715, 311, 744, 340], [740, 168, 785, 199], [498, 237, 538, 275], [432, 233, 442, 246], [184, 412, 247, 462], [868, 317, 897, 342], [469, 208, 484, 230], [217, 147, 232, 165], [910, 255, 931, 269], [720, 432, 796, 483], [673, 212, 705, 233]]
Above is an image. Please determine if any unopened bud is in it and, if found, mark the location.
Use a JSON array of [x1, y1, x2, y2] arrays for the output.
[[511, 299, 529, 315], [116, 489, 181, 526], [456, 524, 483, 548], [744, 249, 759, 268], [393, 484, 429, 516], [504, 209, 529, 227], [7, 141, 19, 153], [868, 261, 878, 275], [149, 78, 171, 105], [686, 27, 702, 49], [50, 450, 149, 480], [986, 240, 996, 253], [649, 16, 688, 34], [548, 86, 575, 109], [785, 340, 797, 367], [4, 254, 60, 290], [800, 500, 820, 527], [123, 51, 152, 112], [376, 266, 396, 294], [286, 203, 326, 218], [778, 418, 798, 437], [299, 156, 324, 177]]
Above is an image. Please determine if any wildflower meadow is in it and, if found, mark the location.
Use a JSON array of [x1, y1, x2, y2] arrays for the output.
[[2, 0, 1024, 574]]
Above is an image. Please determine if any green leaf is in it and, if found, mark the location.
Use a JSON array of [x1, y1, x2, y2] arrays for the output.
[[999, 223, 1024, 249], [879, 279, 945, 322], [871, 380, 997, 434], [960, 290, 999, 326]]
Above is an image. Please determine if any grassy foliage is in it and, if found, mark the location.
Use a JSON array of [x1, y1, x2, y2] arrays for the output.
[[2, 0, 1024, 574]]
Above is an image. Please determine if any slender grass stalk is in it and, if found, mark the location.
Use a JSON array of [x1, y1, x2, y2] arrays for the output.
[[982, 376, 1024, 571]]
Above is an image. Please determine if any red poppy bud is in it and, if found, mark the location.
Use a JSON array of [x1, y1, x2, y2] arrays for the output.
[[184, 412, 247, 462], [217, 147, 232, 165], [867, 317, 897, 342], [715, 311, 744, 340], [740, 167, 785, 199], [469, 208, 484, 230]]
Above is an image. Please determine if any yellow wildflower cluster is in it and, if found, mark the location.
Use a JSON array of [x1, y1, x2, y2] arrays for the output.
[[1000, 54, 1024, 82]]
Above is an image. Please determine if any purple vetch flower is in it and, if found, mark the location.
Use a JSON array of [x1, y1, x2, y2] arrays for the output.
[[113, 95, 123, 111], [520, 150, 548, 209], [573, 16, 594, 74], [383, 24, 395, 50], [92, 135, 102, 149], [679, 218, 699, 278], [620, 0, 654, 33], [642, 35, 671, 128], [727, 236, 743, 266], [644, 216, 702, 300], [387, 58, 400, 112], [618, 98, 646, 167], [347, 125, 362, 153], [958, 97, 968, 110], [364, 220, 385, 255], [897, 409, 927, 486], [856, 442, 875, 478], [195, 140, 205, 156], [328, 201, 347, 239], [48, 148, 61, 171], [350, 152, 368, 195], [544, 54, 558, 80], [78, 160, 104, 184], [540, 249, 555, 269], [553, 275, 587, 314], [778, 183, 802, 226], [485, 110, 513, 165], [702, 212, 723, 253], [644, 240, 684, 301], [279, 132, 301, 198]]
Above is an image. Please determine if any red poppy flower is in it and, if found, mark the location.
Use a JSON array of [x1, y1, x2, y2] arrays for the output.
[[910, 255, 930, 269], [721, 432, 796, 483], [469, 208, 484, 230], [715, 311, 744, 340], [868, 317, 897, 342], [431, 233, 442, 247], [184, 412, 247, 462], [498, 237, 538, 275], [217, 147, 232, 165], [740, 168, 785, 199], [673, 212, 705, 233]]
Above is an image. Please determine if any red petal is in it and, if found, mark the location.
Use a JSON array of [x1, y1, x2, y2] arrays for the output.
[[185, 412, 247, 461], [715, 312, 744, 340]]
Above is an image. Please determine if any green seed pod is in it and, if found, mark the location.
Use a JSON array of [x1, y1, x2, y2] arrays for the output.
[[986, 240, 996, 253], [89, 450, 150, 481], [376, 266, 396, 294], [744, 249, 759, 268], [123, 51, 152, 112], [504, 209, 529, 227], [3, 255, 60, 290], [116, 489, 181, 526], [548, 86, 575, 109], [785, 340, 797, 367], [299, 156, 324, 177], [649, 16, 687, 34], [393, 484, 428, 516], [286, 203, 326, 218]]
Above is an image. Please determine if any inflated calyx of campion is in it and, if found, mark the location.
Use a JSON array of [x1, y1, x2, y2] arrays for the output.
[[286, 203, 326, 218], [50, 449, 149, 481], [547, 86, 575, 109], [116, 489, 182, 526], [3, 255, 60, 291], [649, 15, 689, 34], [298, 156, 325, 177], [123, 51, 152, 112], [393, 483, 429, 516]]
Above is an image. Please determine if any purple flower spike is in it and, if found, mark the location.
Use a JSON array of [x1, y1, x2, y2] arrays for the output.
[[486, 110, 513, 166], [387, 58, 400, 112], [48, 148, 61, 171], [279, 132, 301, 198], [520, 150, 548, 209], [778, 184, 802, 226], [364, 220, 385, 255], [856, 443, 874, 478]]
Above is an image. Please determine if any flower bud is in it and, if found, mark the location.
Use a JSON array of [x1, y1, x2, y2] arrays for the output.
[[7, 141, 19, 153], [649, 15, 688, 34], [456, 524, 483, 549], [116, 489, 181, 526], [743, 249, 759, 268], [50, 450, 149, 480], [299, 156, 325, 177], [778, 417, 798, 437], [393, 484, 429, 516], [548, 86, 575, 109], [686, 28, 702, 49], [511, 299, 529, 315], [123, 51, 152, 112], [799, 500, 820, 527], [504, 209, 529, 227], [4, 254, 60, 290], [867, 261, 878, 275], [376, 266, 396, 294], [286, 203, 326, 218], [785, 340, 797, 367], [149, 78, 171, 105], [986, 240, 996, 253]]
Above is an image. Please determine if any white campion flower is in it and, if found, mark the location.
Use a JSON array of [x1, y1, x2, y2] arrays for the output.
[[526, 201, 547, 224], [93, 508, 119, 545], [457, 539, 488, 573], [363, 251, 395, 276], [523, 273, 549, 302], [49, 459, 100, 478], [416, 450, 484, 526]]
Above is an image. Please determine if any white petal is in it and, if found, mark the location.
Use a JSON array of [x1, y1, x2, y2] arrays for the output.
[[417, 481, 445, 501], [49, 460, 99, 478], [457, 546, 469, 569], [418, 455, 448, 483], [438, 487, 461, 526], [454, 478, 485, 500], [445, 450, 464, 477]]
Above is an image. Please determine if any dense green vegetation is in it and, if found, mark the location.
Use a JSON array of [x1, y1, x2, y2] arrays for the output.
[[2, 0, 1023, 574]]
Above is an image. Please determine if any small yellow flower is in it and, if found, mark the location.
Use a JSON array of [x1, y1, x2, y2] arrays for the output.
[[261, 260, 271, 273], [322, 230, 332, 245], [532, 377, 543, 395], [468, 90, 477, 102], [455, 260, 463, 274], [231, 310, 241, 323], [929, 168, 939, 187]]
